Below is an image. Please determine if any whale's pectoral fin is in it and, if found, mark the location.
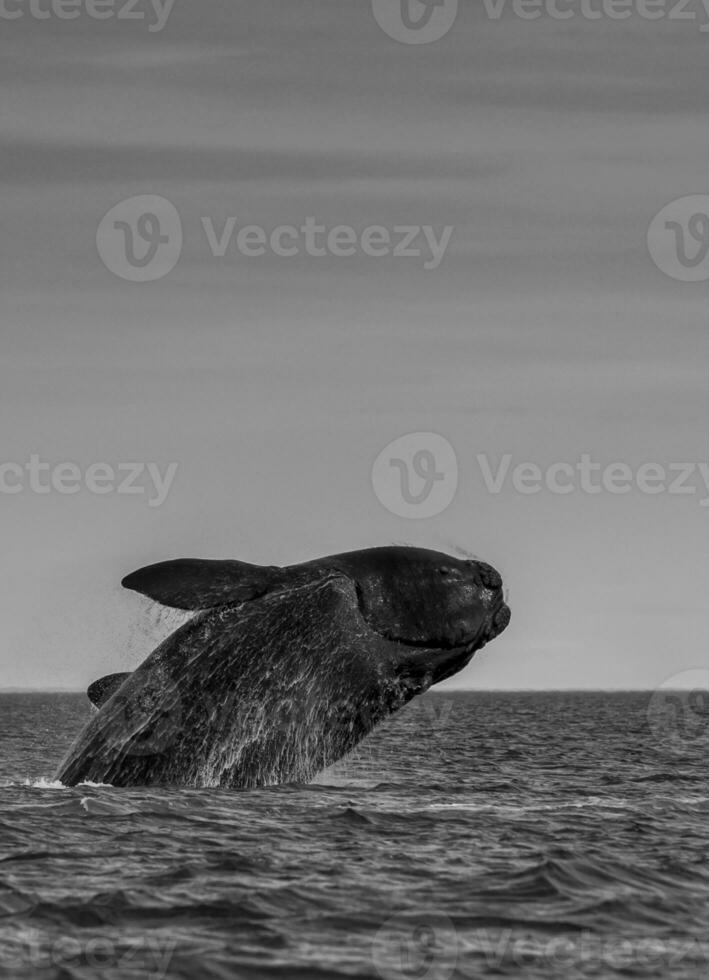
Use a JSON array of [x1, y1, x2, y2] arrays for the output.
[[87, 672, 132, 709], [121, 558, 286, 610]]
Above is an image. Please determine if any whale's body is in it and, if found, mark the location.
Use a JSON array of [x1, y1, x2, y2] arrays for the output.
[[56, 547, 510, 788]]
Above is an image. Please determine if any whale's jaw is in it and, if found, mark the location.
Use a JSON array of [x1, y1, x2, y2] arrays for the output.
[[392, 596, 511, 691]]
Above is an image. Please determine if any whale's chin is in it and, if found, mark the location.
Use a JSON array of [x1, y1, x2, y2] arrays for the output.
[[487, 600, 512, 643], [394, 599, 511, 690]]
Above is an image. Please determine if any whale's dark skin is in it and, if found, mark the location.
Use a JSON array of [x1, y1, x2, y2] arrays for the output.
[[56, 547, 510, 788], [87, 672, 131, 709]]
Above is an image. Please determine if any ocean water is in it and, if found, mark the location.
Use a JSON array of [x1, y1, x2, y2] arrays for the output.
[[0, 691, 708, 979]]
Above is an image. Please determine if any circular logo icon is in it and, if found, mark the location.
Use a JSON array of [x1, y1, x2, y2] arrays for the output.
[[372, 433, 457, 519], [96, 195, 182, 282], [647, 195, 709, 282], [647, 669, 709, 755], [371, 0, 459, 44], [372, 912, 458, 980]]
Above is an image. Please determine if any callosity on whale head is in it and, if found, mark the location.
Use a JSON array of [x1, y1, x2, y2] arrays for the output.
[[58, 546, 510, 788]]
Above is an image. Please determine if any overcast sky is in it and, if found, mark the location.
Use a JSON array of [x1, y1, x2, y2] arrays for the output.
[[2, 0, 708, 690]]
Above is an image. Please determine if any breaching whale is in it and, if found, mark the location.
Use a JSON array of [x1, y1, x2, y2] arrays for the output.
[[56, 547, 511, 788]]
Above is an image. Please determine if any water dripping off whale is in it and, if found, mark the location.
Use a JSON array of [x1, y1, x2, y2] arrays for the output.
[[56, 546, 511, 788]]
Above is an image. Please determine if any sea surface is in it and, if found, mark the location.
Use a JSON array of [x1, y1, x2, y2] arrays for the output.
[[0, 691, 707, 979]]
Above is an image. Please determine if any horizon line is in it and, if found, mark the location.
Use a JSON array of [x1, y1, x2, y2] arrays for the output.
[[0, 686, 668, 694]]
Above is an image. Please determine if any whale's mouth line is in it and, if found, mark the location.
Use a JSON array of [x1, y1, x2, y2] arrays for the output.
[[377, 631, 483, 653], [379, 607, 510, 654]]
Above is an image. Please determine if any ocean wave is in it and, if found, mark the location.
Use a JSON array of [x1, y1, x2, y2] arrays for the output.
[[2, 691, 709, 979]]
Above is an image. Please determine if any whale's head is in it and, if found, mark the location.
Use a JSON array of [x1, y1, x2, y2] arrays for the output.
[[325, 546, 510, 685]]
